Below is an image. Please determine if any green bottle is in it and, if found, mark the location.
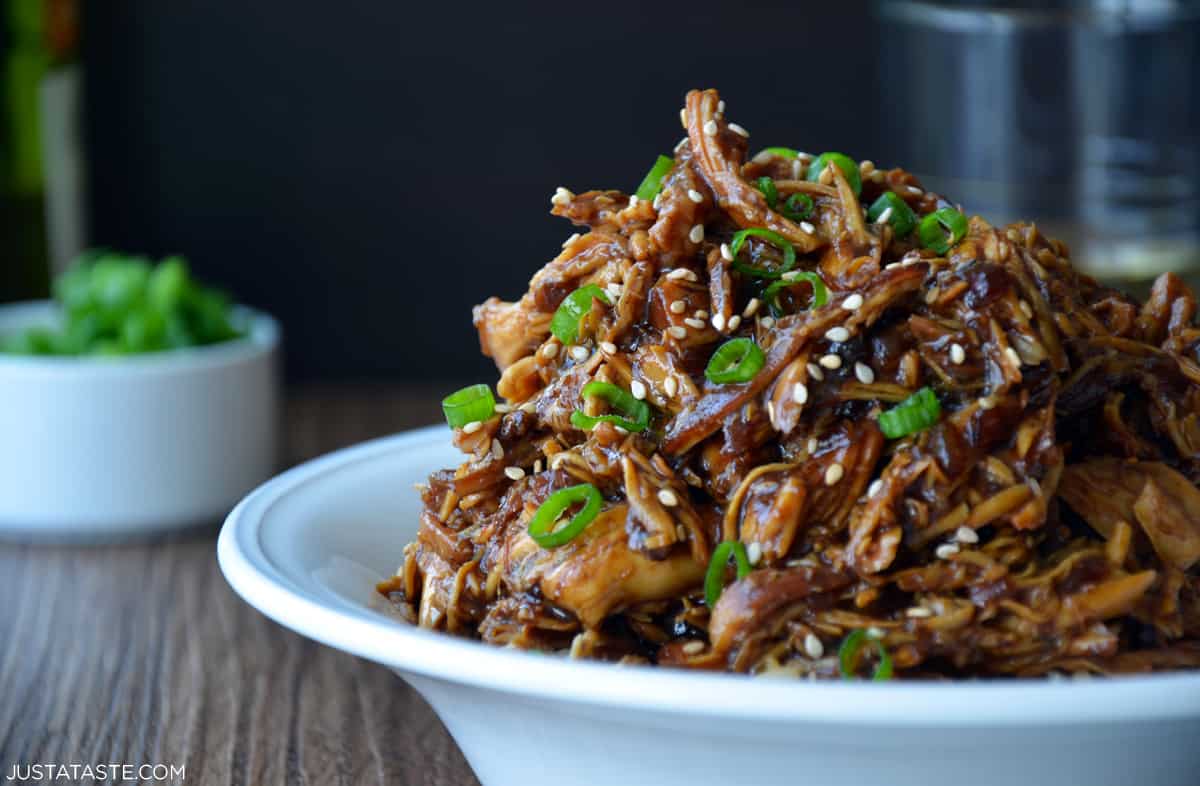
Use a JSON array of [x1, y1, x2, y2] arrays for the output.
[[1, 0, 85, 303]]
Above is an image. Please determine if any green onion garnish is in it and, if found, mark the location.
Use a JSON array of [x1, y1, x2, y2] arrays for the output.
[[866, 191, 918, 237], [762, 271, 828, 317], [704, 540, 753, 608], [756, 146, 799, 159], [806, 151, 861, 197], [756, 176, 778, 210], [781, 193, 814, 222], [635, 155, 675, 202], [528, 483, 603, 548], [918, 207, 968, 254], [877, 386, 941, 439], [705, 338, 766, 384], [838, 630, 894, 681], [729, 228, 797, 279], [442, 384, 496, 429], [570, 380, 651, 432], [551, 285, 612, 345]]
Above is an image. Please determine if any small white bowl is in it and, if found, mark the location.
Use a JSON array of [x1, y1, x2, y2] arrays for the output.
[[218, 427, 1200, 786], [0, 300, 280, 540]]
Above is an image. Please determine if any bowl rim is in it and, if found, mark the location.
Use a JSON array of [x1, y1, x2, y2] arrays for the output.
[[0, 299, 280, 377], [217, 425, 1200, 727]]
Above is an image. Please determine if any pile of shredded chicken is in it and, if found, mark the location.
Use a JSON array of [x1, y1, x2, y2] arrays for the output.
[[379, 88, 1200, 679]]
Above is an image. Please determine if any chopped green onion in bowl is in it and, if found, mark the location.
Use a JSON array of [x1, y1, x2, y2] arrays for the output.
[[551, 285, 612, 345], [878, 386, 941, 439], [706, 338, 766, 384], [635, 155, 675, 202], [705, 540, 752, 607], [528, 483, 604, 548], [806, 152, 861, 197], [1, 251, 244, 357], [867, 191, 918, 237], [838, 629, 894, 681], [729, 228, 797, 279], [919, 207, 968, 255], [442, 384, 496, 429], [571, 380, 651, 432]]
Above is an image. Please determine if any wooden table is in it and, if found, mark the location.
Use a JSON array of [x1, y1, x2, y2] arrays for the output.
[[0, 386, 480, 785]]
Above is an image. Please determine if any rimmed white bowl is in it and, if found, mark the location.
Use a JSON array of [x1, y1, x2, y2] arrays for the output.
[[218, 425, 1200, 786], [0, 300, 280, 539]]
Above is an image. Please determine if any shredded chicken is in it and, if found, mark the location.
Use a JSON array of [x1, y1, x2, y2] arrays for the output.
[[380, 88, 1200, 679]]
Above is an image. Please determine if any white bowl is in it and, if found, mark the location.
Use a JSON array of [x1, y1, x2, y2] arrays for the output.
[[0, 300, 280, 539], [218, 425, 1200, 786]]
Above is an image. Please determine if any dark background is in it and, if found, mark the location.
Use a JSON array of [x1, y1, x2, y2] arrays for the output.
[[81, 1, 878, 383]]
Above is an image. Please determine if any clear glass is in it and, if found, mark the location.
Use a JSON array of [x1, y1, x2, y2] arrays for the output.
[[875, 0, 1200, 290]]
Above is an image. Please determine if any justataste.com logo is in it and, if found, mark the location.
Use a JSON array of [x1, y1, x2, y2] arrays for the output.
[[6, 763, 185, 782]]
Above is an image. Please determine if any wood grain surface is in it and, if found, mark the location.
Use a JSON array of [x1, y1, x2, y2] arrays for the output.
[[0, 385, 480, 786]]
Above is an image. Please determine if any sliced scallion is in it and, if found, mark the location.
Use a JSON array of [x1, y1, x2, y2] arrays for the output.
[[756, 176, 778, 210], [866, 191, 918, 237], [442, 384, 496, 429], [807, 151, 861, 196], [762, 271, 828, 317], [757, 146, 799, 159], [551, 285, 612, 344], [781, 192, 814, 222], [838, 629, 894, 681], [877, 386, 941, 439], [705, 338, 766, 384], [635, 155, 675, 202], [729, 228, 797, 279], [704, 540, 752, 608], [528, 484, 603, 548], [570, 380, 651, 432], [918, 207, 967, 254]]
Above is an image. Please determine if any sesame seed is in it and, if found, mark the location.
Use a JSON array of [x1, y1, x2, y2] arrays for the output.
[[807, 362, 824, 381], [670, 299, 687, 314], [841, 293, 864, 311], [676, 524, 687, 539], [667, 326, 687, 340], [491, 438, 504, 460], [806, 437, 818, 454], [824, 463, 845, 486], [494, 403, 512, 413], [955, 526, 980, 544], [694, 309, 709, 319], [727, 315, 742, 331], [717, 99, 726, 114], [935, 543, 960, 559], [925, 287, 939, 305], [533, 459, 543, 473], [687, 189, 704, 203], [667, 268, 690, 280], [664, 376, 679, 398], [793, 382, 808, 404], [720, 243, 733, 262], [631, 380, 647, 400], [800, 221, 816, 234], [867, 478, 883, 497], [874, 206, 893, 225], [978, 396, 995, 410], [1019, 299, 1034, 319], [653, 192, 664, 208], [682, 640, 705, 655], [689, 224, 705, 243], [570, 345, 589, 361], [752, 150, 772, 164], [906, 606, 933, 618], [759, 316, 776, 329], [949, 343, 966, 365], [599, 341, 617, 355], [780, 270, 801, 282], [679, 107, 687, 128], [551, 186, 573, 206], [728, 122, 749, 137], [462, 420, 483, 434], [765, 400, 778, 429], [804, 633, 824, 659], [854, 362, 875, 384], [657, 488, 679, 507], [1005, 346, 1022, 367], [542, 342, 559, 360], [628, 194, 639, 208], [747, 542, 763, 565], [712, 313, 726, 331], [907, 185, 923, 195], [818, 353, 842, 370], [870, 170, 884, 183], [684, 317, 706, 329], [504, 466, 525, 481], [703, 119, 718, 136], [743, 298, 761, 318], [825, 326, 850, 343], [866, 627, 886, 640], [563, 233, 580, 247], [606, 282, 623, 299], [859, 160, 876, 175], [614, 425, 629, 435]]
